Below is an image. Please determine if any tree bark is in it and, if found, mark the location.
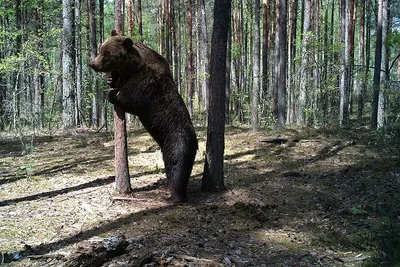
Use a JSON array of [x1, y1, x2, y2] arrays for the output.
[[261, 0, 269, 116], [287, 0, 297, 124], [297, 0, 311, 124], [202, 0, 231, 192], [252, 0, 260, 130], [378, 0, 388, 128], [274, 0, 286, 127], [62, 0, 76, 129], [113, 0, 132, 194], [75, 0, 82, 126], [357, 0, 365, 119], [339, 0, 349, 126], [137, 0, 143, 41], [186, 0, 195, 117], [372, 0, 382, 129], [90, 0, 99, 128], [200, 0, 209, 112]]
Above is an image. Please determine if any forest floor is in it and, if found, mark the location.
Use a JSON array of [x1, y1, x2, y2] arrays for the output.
[[1, 123, 400, 266]]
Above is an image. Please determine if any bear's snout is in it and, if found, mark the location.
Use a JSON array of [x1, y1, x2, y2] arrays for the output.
[[88, 59, 100, 72]]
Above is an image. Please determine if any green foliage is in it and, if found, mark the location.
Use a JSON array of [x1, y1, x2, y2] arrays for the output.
[[386, 30, 400, 48]]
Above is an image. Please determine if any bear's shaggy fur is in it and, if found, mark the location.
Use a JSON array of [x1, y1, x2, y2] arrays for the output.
[[89, 32, 198, 203]]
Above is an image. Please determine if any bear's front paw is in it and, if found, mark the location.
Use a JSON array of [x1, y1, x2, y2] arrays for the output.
[[108, 89, 120, 104], [106, 71, 120, 88]]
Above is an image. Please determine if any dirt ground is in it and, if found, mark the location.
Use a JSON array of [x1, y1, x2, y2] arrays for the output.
[[1, 125, 399, 266]]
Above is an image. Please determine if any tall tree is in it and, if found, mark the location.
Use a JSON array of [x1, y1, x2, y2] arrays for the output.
[[372, 0, 383, 129], [339, 0, 349, 126], [89, 0, 99, 128], [287, 0, 297, 123], [202, 0, 231, 192], [200, 0, 210, 112], [357, 0, 365, 119], [186, 0, 195, 117], [113, 0, 132, 194], [262, 0, 270, 117], [137, 0, 143, 41], [297, 0, 311, 124], [34, 0, 45, 129], [127, 0, 135, 36], [274, 0, 287, 126], [62, 0, 76, 129], [75, 0, 82, 126], [252, 0, 260, 130], [378, 0, 389, 128]]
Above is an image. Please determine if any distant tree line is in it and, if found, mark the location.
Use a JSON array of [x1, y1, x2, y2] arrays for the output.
[[1, 0, 400, 133]]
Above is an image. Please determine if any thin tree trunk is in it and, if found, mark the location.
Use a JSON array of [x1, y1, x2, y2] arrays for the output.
[[339, 0, 349, 126], [62, 0, 75, 129], [137, 0, 143, 41], [297, 0, 311, 124], [252, 0, 260, 130], [274, 0, 286, 126], [90, 0, 99, 128], [113, 0, 132, 194], [226, 26, 232, 125], [357, 0, 365, 119], [99, 0, 107, 129], [75, 0, 82, 126], [287, 0, 297, 124], [372, 0, 382, 129], [186, 0, 194, 117], [261, 0, 270, 119], [347, 0, 357, 116], [202, 0, 231, 192], [127, 0, 135, 36], [378, 0, 388, 128], [200, 0, 209, 112]]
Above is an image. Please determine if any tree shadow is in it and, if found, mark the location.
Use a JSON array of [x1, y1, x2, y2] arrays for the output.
[[0, 155, 114, 186], [18, 204, 176, 257], [0, 168, 172, 207]]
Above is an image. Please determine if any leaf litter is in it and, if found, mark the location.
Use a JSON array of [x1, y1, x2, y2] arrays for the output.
[[0, 126, 399, 266]]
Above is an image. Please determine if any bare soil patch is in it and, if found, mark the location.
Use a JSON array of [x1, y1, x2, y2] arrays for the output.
[[1, 126, 399, 266]]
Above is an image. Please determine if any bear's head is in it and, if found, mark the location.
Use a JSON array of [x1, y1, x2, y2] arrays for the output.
[[89, 31, 141, 73]]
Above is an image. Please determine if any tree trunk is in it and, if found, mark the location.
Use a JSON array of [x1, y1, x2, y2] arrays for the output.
[[378, 0, 388, 128], [137, 0, 143, 41], [99, 0, 107, 129], [62, 0, 76, 129], [261, 0, 270, 119], [357, 0, 365, 119], [75, 0, 82, 126], [372, 0, 382, 129], [287, 0, 297, 124], [274, 0, 286, 127], [339, 0, 348, 126], [297, 0, 311, 124], [113, 0, 132, 194], [252, 0, 260, 130], [200, 0, 209, 112], [127, 0, 135, 36], [90, 0, 99, 128], [202, 0, 231, 192], [226, 26, 232, 125], [186, 0, 195, 117]]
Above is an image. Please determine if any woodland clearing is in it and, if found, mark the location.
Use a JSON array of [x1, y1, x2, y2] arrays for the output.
[[1, 125, 399, 266]]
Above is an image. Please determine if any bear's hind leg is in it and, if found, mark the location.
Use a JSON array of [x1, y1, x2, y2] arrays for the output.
[[162, 139, 196, 204]]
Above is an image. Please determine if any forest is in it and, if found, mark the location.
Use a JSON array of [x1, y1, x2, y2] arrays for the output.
[[1, 0, 400, 266], [0, 0, 399, 131]]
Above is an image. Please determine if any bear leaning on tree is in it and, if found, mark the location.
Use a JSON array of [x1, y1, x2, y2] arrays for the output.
[[89, 30, 198, 204]]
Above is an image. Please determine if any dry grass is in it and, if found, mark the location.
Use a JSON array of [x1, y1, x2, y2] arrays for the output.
[[0, 126, 399, 266]]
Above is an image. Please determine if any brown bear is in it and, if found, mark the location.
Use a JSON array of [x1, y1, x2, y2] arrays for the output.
[[89, 31, 198, 203]]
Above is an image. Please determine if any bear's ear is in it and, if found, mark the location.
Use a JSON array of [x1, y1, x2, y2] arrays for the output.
[[122, 38, 134, 50], [111, 29, 119, 36]]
